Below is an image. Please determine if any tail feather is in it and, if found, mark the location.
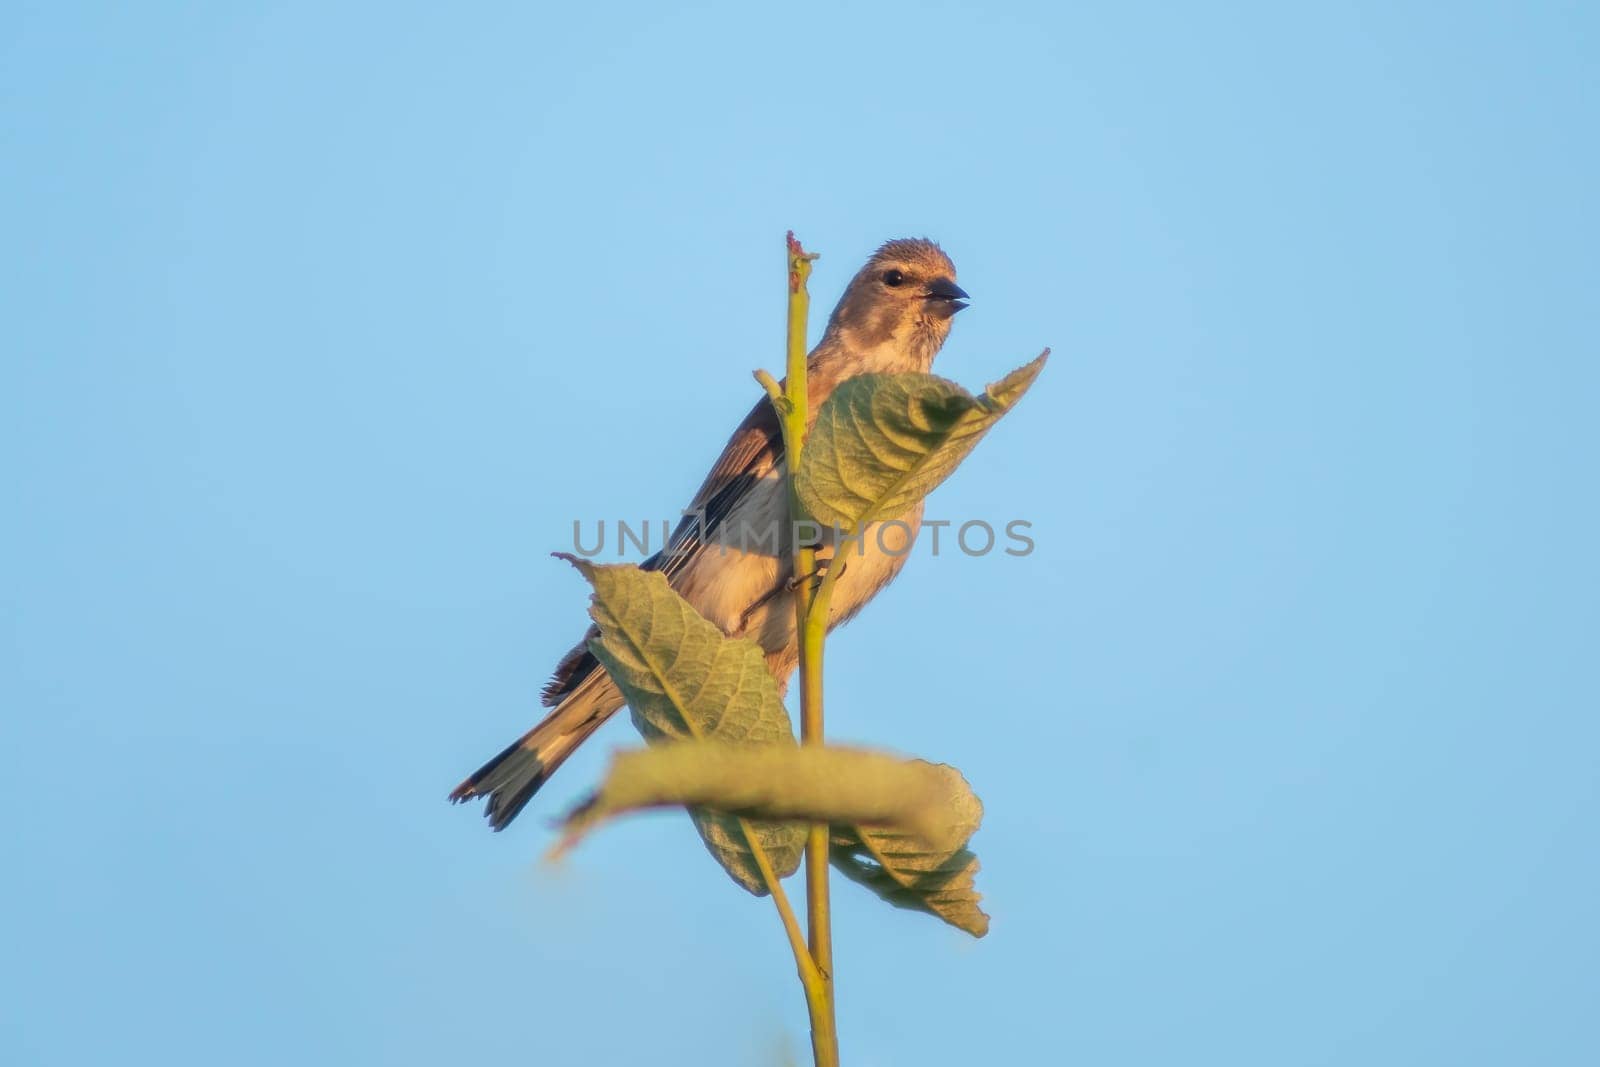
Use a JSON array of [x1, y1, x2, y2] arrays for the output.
[[450, 673, 619, 831]]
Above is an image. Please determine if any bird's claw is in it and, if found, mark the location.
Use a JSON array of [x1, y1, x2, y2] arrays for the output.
[[785, 558, 846, 593]]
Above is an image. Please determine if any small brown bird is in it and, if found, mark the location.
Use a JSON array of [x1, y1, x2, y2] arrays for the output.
[[450, 239, 969, 829]]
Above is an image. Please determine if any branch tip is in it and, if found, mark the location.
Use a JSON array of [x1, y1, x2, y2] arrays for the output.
[[754, 368, 784, 400]]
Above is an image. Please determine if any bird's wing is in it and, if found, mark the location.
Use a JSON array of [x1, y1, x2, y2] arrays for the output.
[[540, 396, 784, 707], [650, 395, 784, 581]]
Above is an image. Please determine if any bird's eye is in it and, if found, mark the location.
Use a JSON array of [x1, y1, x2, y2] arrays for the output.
[[882, 269, 905, 287]]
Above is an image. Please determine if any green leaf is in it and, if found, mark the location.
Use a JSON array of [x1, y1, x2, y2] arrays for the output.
[[796, 351, 1049, 532], [558, 555, 805, 894], [556, 557, 992, 928], [554, 743, 973, 857], [831, 763, 989, 938]]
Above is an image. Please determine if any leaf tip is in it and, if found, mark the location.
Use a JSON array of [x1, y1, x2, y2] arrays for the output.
[[552, 551, 596, 578], [546, 791, 604, 864]]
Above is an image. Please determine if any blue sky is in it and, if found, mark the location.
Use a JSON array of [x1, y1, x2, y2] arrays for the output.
[[3, 2, 1596, 1064]]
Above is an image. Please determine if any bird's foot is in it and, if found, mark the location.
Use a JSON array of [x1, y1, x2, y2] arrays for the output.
[[785, 558, 846, 593]]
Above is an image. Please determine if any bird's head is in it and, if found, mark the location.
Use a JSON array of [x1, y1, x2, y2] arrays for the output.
[[823, 238, 967, 370]]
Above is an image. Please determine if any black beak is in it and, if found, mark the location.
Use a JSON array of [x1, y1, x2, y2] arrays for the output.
[[924, 277, 970, 316]]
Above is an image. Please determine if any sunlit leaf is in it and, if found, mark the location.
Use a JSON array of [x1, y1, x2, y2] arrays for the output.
[[796, 351, 1049, 532], [559, 555, 805, 893], [555, 743, 971, 859], [831, 764, 989, 937]]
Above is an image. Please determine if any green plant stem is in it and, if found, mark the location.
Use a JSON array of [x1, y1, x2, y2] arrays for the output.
[[630, 523, 832, 1065], [747, 820, 835, 1066], [770, 231, 839, 1067]]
